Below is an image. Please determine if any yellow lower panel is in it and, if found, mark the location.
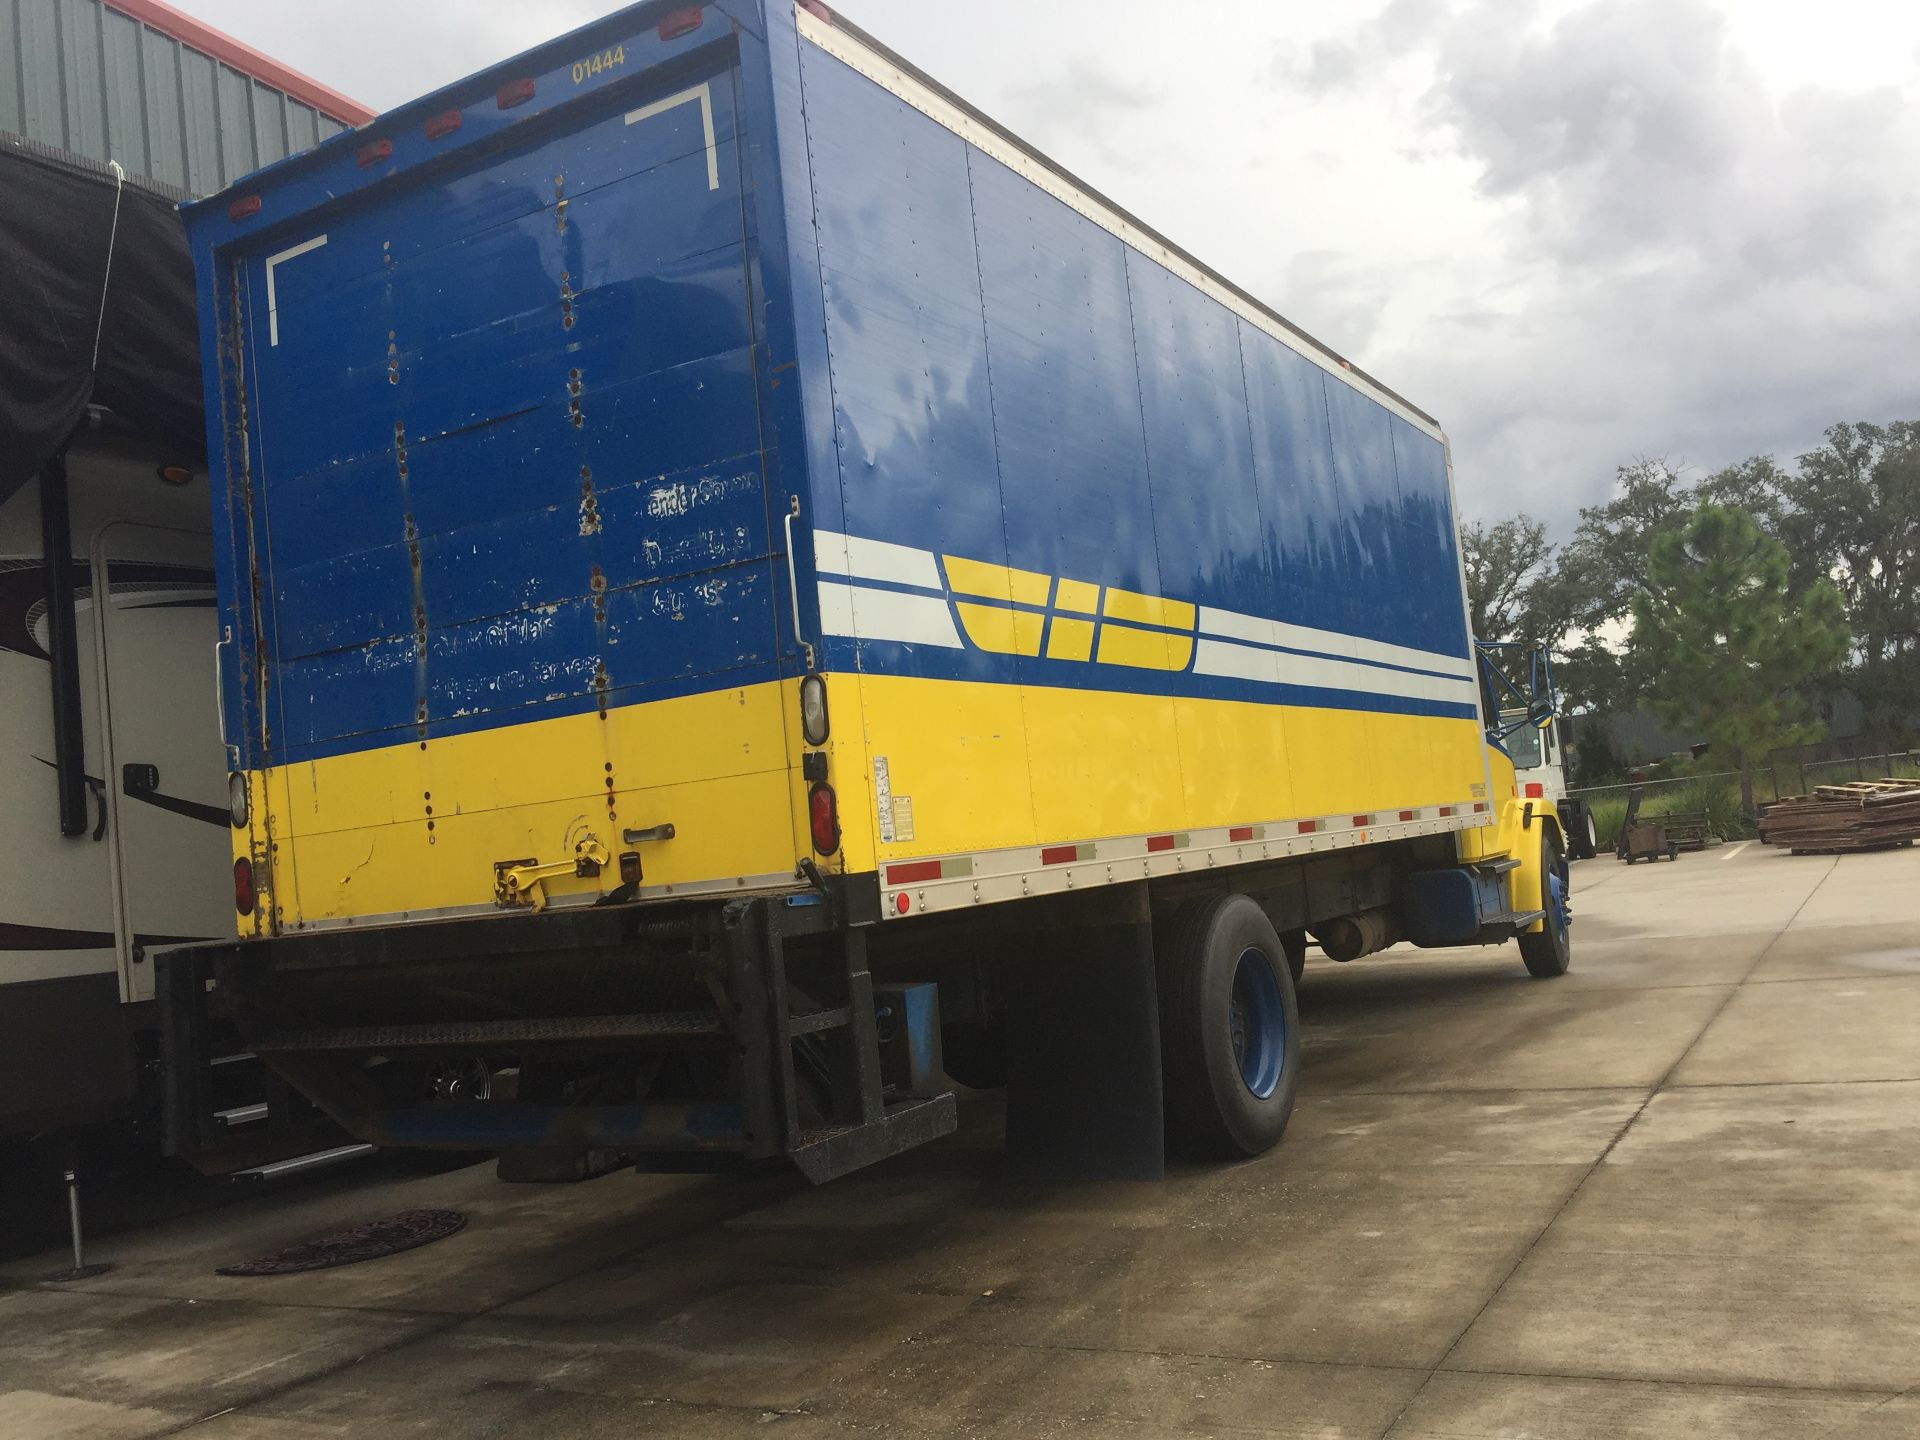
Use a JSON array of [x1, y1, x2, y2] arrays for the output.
[[847, 673, 1489, 865], [255, 682, 799, 929]]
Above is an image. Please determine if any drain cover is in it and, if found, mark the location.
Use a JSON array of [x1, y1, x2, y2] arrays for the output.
[[217, 1208, 466, 1276]]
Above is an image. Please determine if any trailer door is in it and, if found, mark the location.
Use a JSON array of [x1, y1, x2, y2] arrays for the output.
[[221, 58, 796, 923]]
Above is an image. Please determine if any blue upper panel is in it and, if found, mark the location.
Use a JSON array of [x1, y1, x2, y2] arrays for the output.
[[967, 150, 1162, 600], [789, 36, 1470, 712]]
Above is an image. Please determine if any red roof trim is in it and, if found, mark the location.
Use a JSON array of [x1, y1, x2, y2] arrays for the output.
[[104, 0, 375, 126]]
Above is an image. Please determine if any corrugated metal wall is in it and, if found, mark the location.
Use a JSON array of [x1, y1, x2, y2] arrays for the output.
[[0, 0, 347, 195]]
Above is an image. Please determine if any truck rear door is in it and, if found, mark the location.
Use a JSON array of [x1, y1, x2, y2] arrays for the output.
[[222, 54, 797, 923]]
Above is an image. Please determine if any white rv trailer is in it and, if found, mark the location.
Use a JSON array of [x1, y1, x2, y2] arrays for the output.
[[0, 437, 230, 1137], [2, 0, 374, 1169]]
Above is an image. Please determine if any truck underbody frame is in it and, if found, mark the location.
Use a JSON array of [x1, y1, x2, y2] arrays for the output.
[[159, 886, 957, 1185]]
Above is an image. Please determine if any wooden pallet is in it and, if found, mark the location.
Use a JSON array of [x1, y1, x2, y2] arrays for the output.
[[1760, 778, 1920, 853]]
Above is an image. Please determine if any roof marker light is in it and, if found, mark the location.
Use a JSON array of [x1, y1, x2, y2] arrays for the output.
[[799, 0, 833, 20], [356, 137, 392, 168], [496, 76, 536, 110], [424, 109, 463, 140], [658, 6, 704, 39], [228, 195, 261, 221]]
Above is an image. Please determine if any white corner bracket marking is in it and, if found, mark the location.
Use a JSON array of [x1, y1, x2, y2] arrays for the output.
[[626, 82, 720, 191], [263, 234, 328, 347]]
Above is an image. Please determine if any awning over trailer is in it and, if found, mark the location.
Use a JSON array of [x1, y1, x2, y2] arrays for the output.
[[0, 134, 205, 503]]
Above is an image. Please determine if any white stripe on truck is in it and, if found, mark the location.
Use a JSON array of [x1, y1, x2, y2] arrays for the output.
[[816, 579, 965, 649], [1192, 639, 1479, 705], [1196, 606, 1477, 680], [808, 528, 1478, 705]]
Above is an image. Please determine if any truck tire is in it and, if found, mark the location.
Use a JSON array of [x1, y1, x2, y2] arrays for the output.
[[1564, 802, 1598, 861], [1156, 894, 1301, 1159], [1518, 831, 1572, 978]]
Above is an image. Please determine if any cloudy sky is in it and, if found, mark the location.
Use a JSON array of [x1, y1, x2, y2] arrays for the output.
[[182, 0, 1920, 530]]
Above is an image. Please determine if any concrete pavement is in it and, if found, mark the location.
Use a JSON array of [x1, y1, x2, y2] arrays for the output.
[[3, 842, 1916, 1438]]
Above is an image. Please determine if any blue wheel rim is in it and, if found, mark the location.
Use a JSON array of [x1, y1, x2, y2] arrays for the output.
[[1228, 947, 1287, 1100]]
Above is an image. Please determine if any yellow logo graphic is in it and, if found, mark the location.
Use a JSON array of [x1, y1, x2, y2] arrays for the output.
[[942, 557, 1195, 673]]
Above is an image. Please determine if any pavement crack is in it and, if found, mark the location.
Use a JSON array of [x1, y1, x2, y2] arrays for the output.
[[1375, 855, 1843, 1439]]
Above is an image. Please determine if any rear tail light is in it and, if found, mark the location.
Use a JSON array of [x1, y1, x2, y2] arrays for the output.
[[1525, 782, 1544, 798], [355, 137, 393, 168], [658, 6, 703, 39], [233, 856, 256, 914], [227, 195, 261, 221], [808, 783, 841, 855], [424, 109, 463, 140], [496, 76, 536, 109]]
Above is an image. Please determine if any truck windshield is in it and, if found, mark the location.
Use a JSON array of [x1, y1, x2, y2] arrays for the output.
[[1501, 711, 1545, 769]]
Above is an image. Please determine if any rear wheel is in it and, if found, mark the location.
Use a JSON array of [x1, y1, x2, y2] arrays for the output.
[[1567, 804, 1598, 860], [1156, 895, 1301, 1158], [1518, 831, 1572, 978]]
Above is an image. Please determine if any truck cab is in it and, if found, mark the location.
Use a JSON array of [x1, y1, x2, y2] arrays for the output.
[[1486, 647, 1598, 861]]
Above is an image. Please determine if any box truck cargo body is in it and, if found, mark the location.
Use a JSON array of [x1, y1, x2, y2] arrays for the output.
[[166, 0, 1570, 1182]]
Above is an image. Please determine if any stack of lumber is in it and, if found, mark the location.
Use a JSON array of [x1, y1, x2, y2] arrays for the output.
[[1758, 779, 1920, 853]]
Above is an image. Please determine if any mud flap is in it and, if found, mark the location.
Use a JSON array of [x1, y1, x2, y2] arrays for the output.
[[1002, 889, 1165, 1180]]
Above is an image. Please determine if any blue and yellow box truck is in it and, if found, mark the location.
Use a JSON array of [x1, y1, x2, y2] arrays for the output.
[[162, 0, 1572, 1182]]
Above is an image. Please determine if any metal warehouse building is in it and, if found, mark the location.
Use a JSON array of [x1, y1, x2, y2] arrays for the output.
[[0, 0, 370, 194]]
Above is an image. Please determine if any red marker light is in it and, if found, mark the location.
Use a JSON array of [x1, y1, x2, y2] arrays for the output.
[[496, 76, 536, 109], [1525, 782, 1545, 798], [894, 892, 911, 915], [658, 6, 703, 39], [228, 195, 261, 221], [424, 109, 463, 140], [799, 0, 833, 19], [356, 137, 393, 168], [233, 856, 256, 914], [808, 783, 841, 855]]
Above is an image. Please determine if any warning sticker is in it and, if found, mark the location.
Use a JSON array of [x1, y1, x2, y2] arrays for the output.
[[874, 757, 895, 843], [891, 794, 916, 843]]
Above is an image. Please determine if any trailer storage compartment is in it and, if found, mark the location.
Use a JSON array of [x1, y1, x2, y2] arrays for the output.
[[175, 0, 1563, 1185], [203, 37, 799, 930]]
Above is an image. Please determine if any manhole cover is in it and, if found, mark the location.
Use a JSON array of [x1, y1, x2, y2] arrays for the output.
[[217, 1208, 466, 1276]]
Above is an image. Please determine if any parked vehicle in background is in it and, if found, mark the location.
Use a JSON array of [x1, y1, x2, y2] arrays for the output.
[[164, 0, 1574, 1187], [0, 0, 371, 1170]]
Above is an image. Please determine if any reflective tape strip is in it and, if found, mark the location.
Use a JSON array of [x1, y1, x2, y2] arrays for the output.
[[876, 802, 1492, 919]]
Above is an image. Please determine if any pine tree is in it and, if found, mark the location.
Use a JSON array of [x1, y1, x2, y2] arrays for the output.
[[1629, 505, 1849, 813]]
